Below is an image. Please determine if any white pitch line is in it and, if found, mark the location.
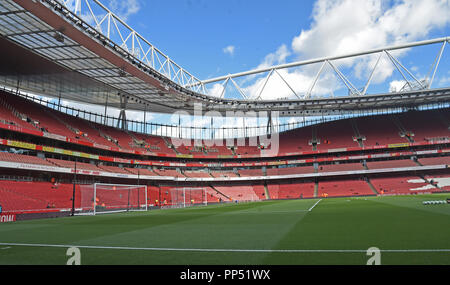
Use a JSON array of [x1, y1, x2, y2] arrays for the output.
[[224, 209, 310, 215], [308, 199, 322, 212], [0, 243, 449, 253]]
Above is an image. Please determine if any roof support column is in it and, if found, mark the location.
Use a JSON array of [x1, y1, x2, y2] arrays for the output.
[[143, 104, 147, 133], [117, 94, 128, 130], [103, 91, 109, 125], [58, 90, 62, 112], [266, 112, 273, 135]]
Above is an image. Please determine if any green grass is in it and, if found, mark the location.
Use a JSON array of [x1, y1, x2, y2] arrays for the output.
[[0, 194, 449, 265]]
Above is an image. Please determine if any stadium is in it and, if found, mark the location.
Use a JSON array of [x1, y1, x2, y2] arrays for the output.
[[0, 0, 449, 268]]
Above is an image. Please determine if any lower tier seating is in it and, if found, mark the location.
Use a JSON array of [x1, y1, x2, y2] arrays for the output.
[[0, 181, 80, 212], [370, 176, 440, 194], [318, 180, 374, 197], [423, 173, 450, 191], [214, 186, 261, 202], [268, 182, 315, 199]]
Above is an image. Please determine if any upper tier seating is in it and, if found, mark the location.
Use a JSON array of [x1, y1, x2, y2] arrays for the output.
[[0, 97, 31, 129], [207, 140, 234, 156], [170, 139, 212, 155], [153, 168, 183, 178], [58, 113, 119, 148], [277, 126, 313, 154], [98, 164, 130, 174], [47, 158, 103, 172], [318, 162, 364, 172], [366, 159, 417, 169], [418, 156, 450, 166], [1, 91, 449, 157], [124, 167, 158, 176], [395, 110, 450, 142], [232, 138, 261, 156], [183, 171, 211, 178], [266, 165, 315, 176], [92, 124, 135, 150], [354, 114, 405, 146], [238, 168, 264, 177], [210, 171, 239, 178], [0, 152, 54, 166], [131, 132, 176, 154], [3, 93, 87, 142], [315, 120, 359, 150], [174, 139, 233, 156]]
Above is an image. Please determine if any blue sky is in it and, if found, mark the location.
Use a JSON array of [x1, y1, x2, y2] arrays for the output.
[[125, 0, 316, 80], [118, 0, 449, 85], [97, 0, 450, 105]]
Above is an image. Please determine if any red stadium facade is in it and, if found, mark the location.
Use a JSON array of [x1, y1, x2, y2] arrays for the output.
[[0, 89, 448, 219]]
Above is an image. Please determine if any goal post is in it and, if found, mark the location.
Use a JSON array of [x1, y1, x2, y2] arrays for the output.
[[167, 187, 208, 208], [78, 183, 147, 215]]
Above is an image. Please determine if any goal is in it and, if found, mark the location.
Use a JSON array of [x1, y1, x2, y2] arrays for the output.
[[165, 187, 208, 209], [78, 183, 147, 215]]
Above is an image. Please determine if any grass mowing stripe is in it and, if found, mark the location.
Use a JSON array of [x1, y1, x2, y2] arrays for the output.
[[1, 195, 449, 264], [0, 243, 449, 253]]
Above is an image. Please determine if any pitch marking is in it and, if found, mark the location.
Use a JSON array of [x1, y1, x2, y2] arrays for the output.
[[0, 243, 448, 253], [308, 199, 322, 212]]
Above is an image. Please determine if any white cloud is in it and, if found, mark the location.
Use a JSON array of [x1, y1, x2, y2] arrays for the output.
[[292, 0, 449, 60], [292, 0, 449, 85], [438, 76, 450, 87], [239, 0, 450, 100], [107, 0, 141, 21], [62, 0, 141, 24], [389, 80, 407, 93], [223, 45, 236, 56], [208, 83, 226, 98], [257, 44, 290, 69]]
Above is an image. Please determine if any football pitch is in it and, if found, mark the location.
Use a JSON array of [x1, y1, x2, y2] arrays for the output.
[[0, 194, 449, 265]]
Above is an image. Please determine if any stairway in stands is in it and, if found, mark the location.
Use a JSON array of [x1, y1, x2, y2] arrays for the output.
[[88, 121, 122, 148], [0, 95, 38, 130], [263, 183, 271, 200], [351, 119, 366, 147], [313, 180, 319, 198], [391, 115, 415, 143], [209, 185, 231, 201], [162, 137, 179, 154], [43, 107, 97, 144], [365, 177, 380, 195], [309, 127, 319, 151]]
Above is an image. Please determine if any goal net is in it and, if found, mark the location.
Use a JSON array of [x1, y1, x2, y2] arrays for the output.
[[165, 187, 207, 209], [78, 183, 147, 215]]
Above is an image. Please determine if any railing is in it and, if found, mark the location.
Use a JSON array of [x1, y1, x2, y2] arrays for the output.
[[51, 0, 204, 92], [2, 85, 450, 140]]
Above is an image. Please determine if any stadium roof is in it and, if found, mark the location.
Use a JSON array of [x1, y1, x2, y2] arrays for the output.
[[0, 0, 449, 117]]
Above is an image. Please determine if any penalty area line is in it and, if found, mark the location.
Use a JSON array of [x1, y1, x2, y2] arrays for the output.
[[0, 243, 449, 253], [308, 199, 322, 212]]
